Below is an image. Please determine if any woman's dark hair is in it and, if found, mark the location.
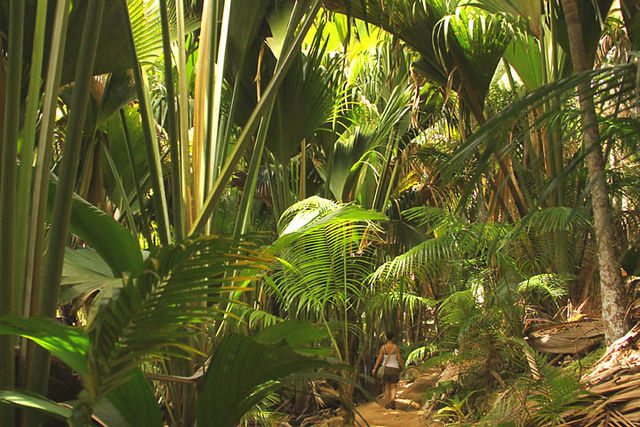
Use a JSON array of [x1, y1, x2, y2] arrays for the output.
[[385, 331, 394, 340]]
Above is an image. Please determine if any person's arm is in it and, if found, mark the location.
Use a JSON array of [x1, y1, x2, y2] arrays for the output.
[[372, 346, 384, 374], [396, 346, 405, 370]]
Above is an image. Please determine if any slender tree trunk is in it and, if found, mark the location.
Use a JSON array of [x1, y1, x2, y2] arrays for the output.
[[0, 0, 24, 424], [561, 0, 629, 344]]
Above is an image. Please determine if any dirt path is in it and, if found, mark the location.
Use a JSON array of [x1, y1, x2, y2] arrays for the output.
[[354, 379, 427, 427], [354, 401, 424, 426]]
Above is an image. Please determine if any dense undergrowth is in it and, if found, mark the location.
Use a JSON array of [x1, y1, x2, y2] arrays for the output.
[[1, 1, 640, 426]]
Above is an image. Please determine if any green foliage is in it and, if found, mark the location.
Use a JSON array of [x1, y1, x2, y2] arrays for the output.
[[1, 236, 274, 422], [93, 369, 162, 427], [406, 343, 438, 365], [0, 315, 89, 375], [0, 390, 72, 421], [197, 325, 336, 427], [565, 346, 605, 376], [367, 290, 436, 323], [517, 274, 569, 305], [269, 198, 384, 315], [85, 236, 271, 397], [433, 389, 478, 424], [60, 248, 123, 311], [527, 364, 592, 426], [47, 180, 143, 277], [481, 343, 595, 426]]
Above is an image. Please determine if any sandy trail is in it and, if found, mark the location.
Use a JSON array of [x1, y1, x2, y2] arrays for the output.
[[354, 401, 424, 426], [354, 379, 427, 426]]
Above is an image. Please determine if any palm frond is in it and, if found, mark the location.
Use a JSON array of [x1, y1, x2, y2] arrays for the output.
[[438, 289, 478, 327], [270, 199, 384, 316], [367, 290, 436, 320], [443, 63, 639, 207], [517, 274, 570, 304], [86, 236, 273, 397], [521, 207, 591, 234], [406, 343, 438, 365], [369, 234, 457, 283]]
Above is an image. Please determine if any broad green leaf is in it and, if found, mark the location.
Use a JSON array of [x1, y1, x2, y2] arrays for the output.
[[0, 389, 72, 420], [47, 180, 143, 277], [0, 315, 88, 375], [503, 32, 543, 91]]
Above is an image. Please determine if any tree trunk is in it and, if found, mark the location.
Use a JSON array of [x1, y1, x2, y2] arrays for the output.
[[561, 0, 629, 344]]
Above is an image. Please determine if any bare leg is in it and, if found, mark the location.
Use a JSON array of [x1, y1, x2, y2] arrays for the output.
[[390, 383, 397, 407], [384, 382, 391, 407]]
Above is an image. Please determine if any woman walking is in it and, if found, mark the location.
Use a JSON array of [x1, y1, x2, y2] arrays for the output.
[[372, 331, 405, 409]]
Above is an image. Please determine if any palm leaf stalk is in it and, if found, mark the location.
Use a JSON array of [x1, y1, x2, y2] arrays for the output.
[[14, 0, 48, 309], [174, 0, 191, 228], [189, 0, 323, 235], [22, 0, 72, 398], [119, 109, 154, 248], [100, 140, 138, 235], [159, 0, 185, 240], [233, 111, 275, 239], [120, 0, 171, 245], [28, 0, 107, 398], [204, 0, 232, 205], [218, 67, 245, 178], [191, 0, 219, 218], [381, 143, 401, 211], [371, 130, 398, 211], [0, 0, 25, 421]]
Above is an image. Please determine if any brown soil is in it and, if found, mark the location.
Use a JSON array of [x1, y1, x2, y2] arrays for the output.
[[313, 369, 442, 426], [354, 400, 424, 427], [353, 372, 442, 427]]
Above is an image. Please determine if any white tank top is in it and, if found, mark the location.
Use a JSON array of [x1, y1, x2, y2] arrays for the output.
[[382, 345, 399, 368]]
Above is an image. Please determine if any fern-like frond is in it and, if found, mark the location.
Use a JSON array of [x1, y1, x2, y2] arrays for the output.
[[406, 343, 438, 365], [521, 207, 591, 234], [437, 289, 478, 328], [86, 236, 273, 397], [517, 274, 570, 304], [369, 234, 458, 283], [270, 199, 385, 317], [367, 290, 436, 322]]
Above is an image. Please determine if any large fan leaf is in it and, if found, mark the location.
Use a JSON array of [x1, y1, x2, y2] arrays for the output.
[[326, 0, 511, 119], [60, 248, 122, 304], [61, 0, 199, 83]]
